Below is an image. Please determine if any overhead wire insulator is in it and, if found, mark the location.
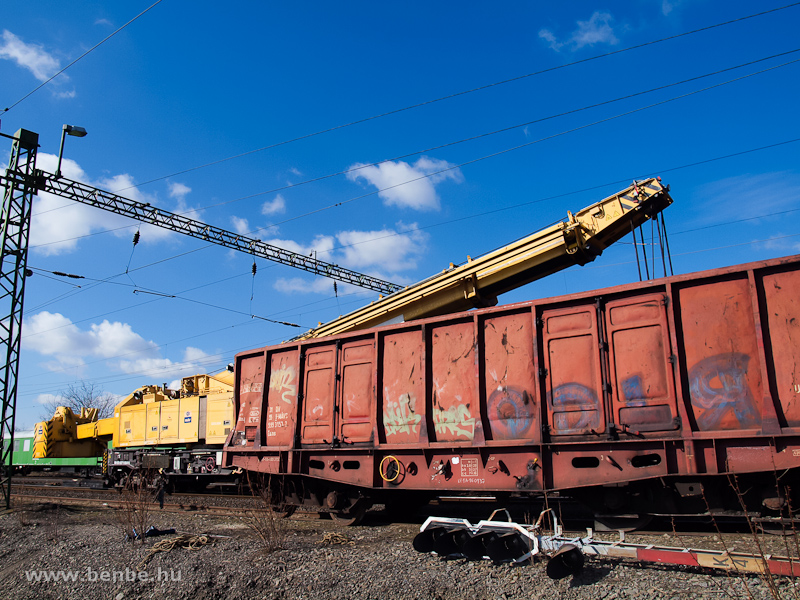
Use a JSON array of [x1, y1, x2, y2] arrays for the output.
[[52, 271, 85, 280], [126, 228, 141, 283], [250, 260, 257, 314]]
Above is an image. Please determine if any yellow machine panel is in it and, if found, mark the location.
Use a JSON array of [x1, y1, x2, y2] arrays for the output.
[[96, 417, 115, 437], [32, 421, 52, 459], [76, 422, 95, 440], [206, 396, 234, 444], [178, 396, 200, 443], [119, 404, 146, 445], [76, 416, 116, 441], [145, 403, 160, 444], [159, 399, 180, 441]]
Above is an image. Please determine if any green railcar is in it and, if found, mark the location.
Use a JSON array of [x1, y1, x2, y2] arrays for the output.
[[6, 431, 104, 475]]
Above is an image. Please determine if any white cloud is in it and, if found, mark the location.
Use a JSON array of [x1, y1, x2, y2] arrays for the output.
[[539, 12, 619, 52], [228, 196, 285, 242], [757, 234, 800, 254], [90, 320, 154, 359], [538, 29, 562, 51], [231, 216, 250, 235], [661, 0, 687, 16], [36, 393, 63, 406], [95, 18, 113, 27], [346, 156, 463, 211], [688, 172, 800, 226], [336, 223, 428, 272], [168, 182, 191, 200], [289, 167, 302, 177], [29, 153, 198, 256], [266, 234, 336, 259], [184, 346, 209, 362], [270, 223, 429, 295], [0, 30, 61, 82], [117, 356, 178, 377], [261, 194, 286, 215], [22, 311, 212, 379], [573, 12, 619, 47], [274, 277, 336, 295], [22, 311, 96, 359]]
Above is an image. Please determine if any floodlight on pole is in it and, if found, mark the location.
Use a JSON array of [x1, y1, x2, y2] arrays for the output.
[[55, 124, 88, 178]]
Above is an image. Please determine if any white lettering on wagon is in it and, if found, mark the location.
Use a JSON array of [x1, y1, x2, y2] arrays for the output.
[[241, 382, 263, 394], [460, 457, 479, 477]]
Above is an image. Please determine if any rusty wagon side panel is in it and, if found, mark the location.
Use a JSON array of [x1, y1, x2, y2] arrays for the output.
[[225, 254, 800, 501]]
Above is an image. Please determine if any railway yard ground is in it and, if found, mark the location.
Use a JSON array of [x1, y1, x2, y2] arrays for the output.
[[3, 487, 800, 599]]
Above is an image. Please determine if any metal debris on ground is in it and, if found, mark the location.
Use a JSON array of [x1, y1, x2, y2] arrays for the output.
[[414, 509, 800, 579], [137, 533, 211, 571], [320, 532, 354, 546]]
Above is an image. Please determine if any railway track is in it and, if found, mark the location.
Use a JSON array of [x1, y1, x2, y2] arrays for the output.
[[11, 482, 800, 537], [10, 492, 280, 518]]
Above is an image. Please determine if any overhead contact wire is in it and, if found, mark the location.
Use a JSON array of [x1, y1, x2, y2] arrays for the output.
[[2, 0, 165, 114], [113, 2, 800, 192], [29, 48, 799, 248]]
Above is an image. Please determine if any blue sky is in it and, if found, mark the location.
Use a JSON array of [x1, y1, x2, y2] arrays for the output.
[[2, 1, 799, 429]]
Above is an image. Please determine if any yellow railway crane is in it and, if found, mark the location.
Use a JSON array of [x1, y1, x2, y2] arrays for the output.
[[33, 370, 236, 483], [297, 177, 672, 339]]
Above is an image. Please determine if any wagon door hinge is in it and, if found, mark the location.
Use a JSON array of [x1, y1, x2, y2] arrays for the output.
[[538, 367, 548, 378]]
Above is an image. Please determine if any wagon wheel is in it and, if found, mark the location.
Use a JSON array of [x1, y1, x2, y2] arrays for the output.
[[330, 499, 370, 526]]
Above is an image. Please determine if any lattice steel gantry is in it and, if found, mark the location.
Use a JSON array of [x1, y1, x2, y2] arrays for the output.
[[0, 129, 39, 510]]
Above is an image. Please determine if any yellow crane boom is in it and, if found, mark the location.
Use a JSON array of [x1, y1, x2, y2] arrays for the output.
[[298, 178, 672, 339]]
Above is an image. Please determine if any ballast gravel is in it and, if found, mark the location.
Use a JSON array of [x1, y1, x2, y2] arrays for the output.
[[2, 500, 800, 600]]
